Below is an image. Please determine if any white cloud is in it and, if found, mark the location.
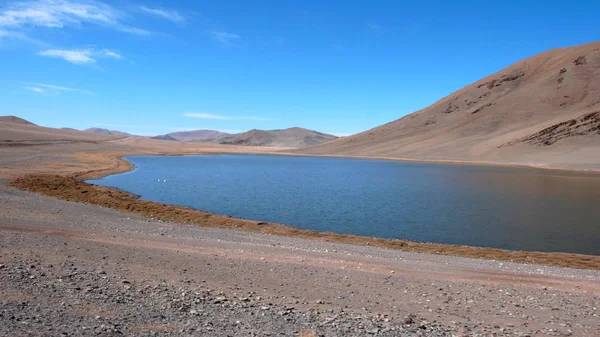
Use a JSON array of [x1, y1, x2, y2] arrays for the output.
[[119, 26, 150, 36], [139, 6, 184, 23], [184, 113, 271, 121], [100, 48, 121, 59], [25, 86, 44, 93], [38, 48, 123, 65], [23, 82, 93, 94], [39, 49, 94, 64], [211, 31, 240, 45], [184, 113, 232, 120], [0, 0, 150, 35]]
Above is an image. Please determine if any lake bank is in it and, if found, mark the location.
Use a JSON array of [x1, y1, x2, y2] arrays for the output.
[[3, 141, 600, 268], [10, 173, 600, 270]]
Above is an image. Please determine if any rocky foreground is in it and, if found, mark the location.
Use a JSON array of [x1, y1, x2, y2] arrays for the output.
[[1, 260, 451, 336], [1, 184, 599, 336]]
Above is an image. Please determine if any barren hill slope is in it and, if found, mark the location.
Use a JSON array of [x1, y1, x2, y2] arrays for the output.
[[300, 41, 600, 169], [84, 128, 133, 137], [216, 127, 338, 148], [0, 117, 117, 142], [157, 130, 230, 142], [0, 116, 36, 125]]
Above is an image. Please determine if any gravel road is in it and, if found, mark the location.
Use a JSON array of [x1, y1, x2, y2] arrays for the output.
[[1, 184, 599, 336]]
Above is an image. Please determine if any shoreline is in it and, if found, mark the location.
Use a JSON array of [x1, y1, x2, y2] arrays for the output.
[[4, 180, 599, 336], [9, 153, 600, 270], [77, 146, 600, 181]]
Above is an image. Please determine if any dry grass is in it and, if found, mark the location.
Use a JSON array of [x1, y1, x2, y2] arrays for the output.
[[9, 174, 600, 271]]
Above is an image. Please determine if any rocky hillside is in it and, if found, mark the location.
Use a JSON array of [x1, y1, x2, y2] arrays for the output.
[[300, 41, 600, 169]]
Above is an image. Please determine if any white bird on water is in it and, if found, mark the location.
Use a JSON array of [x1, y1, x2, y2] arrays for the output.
[[164, 179, 166, 183]]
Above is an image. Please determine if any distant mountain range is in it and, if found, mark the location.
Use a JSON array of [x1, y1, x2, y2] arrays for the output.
[[214, 128, 337, 148], [80, 126, 338, 148], [153, 130, 230, 142], [152, 127, 338, 148], [83, 128, 133, 137]]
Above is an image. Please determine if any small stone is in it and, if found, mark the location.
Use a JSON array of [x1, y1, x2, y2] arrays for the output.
[[404, 314, 416, 325], [121, 280, 130, 284]]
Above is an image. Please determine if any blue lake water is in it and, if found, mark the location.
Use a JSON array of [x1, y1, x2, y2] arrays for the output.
[[88, 154, 600, 255]]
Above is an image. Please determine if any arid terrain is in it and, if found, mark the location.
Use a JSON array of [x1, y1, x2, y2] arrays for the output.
[[2, 184, 599, 336], [299, 41, 600, 171], [1, 113, 600, 336], [2, 41, 600, 336]]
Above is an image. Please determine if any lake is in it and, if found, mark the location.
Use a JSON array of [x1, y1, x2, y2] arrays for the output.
[[88, 154, 600, 255]]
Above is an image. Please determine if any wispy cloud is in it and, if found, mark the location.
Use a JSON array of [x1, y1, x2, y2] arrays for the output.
[[25, 86, 44, 93], [38, 48, 123, 65], [0, 28, 48, 46], [39, 49, 94, 64], [0, 0, 151, 35], [211, 31, 240, 45], [139, 6, 184, 23], [100, 48, 121, 59], [184, 113, 232, 120], [23, 82, 94, 94], [184, 113, 271, 121]]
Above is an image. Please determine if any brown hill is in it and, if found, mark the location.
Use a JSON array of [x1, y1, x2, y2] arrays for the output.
[[0, 120, 117, 142], [300, 41, 600, 169], [84, 128, 133, 137], [156, 130, 230, 142], [216, 127, 338, 148], [0, 116, 36, 125]]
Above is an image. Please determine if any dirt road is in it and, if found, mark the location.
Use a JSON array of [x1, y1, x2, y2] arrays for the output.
[[1, 184, 599, 336]]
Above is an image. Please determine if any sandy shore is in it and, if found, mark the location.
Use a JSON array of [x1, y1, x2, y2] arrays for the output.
[[1, 183, 599, 336]]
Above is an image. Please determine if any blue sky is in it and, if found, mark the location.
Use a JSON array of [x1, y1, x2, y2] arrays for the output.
[[0, 0, 598, 136]]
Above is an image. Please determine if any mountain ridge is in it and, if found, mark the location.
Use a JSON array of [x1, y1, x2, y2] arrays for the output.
[[84, 128, 133, 137], [153, 127, 338, 148], [214, 127, 338, 148]]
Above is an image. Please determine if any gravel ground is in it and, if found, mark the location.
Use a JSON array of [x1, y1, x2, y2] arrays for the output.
[[1, 184, 599, 336]]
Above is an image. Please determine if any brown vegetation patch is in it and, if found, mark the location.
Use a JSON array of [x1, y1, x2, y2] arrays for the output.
[[9, 174, 600, 270], [504, 111, 600, 146], [471, 102, 496, 114], [573, 55, 587, 65], [477, 70, 525, 89], [443, 103, 459, 114]]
